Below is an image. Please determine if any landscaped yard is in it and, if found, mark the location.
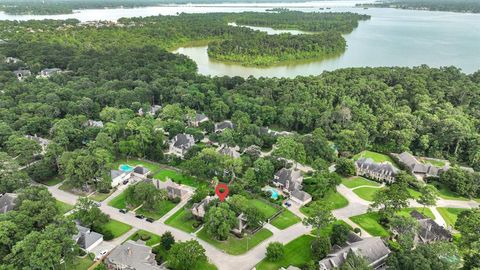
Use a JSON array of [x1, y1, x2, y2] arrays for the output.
[[128, 230, 161, 246], [419, 157, 447, 167], [112, 158, 161, 173], [270, 209, 301, 230], [428, 181, 476, 201], [56, 200, 74, 214], [108, 191, 127, 209], [135, 200, 177, 220], [197, 228, 273, 255], [437, 207, 466, 228], [62, 254, 94, 270], [300, 191, 349, 216], [342, 177, 381, 189], [353, 150, 398, 167], [89, 189, 116, 202], [350, 212, 389, 237], [407, 188, 422, 199], [397, 207, 435, 220], [101, 219, 132, 238], [165, 207, 198, 233], [352, 186, 381, 201], [248, 199, 279, 219], [312, 220, 353, 237], [256, 235, 315, 270], [153, 169, 206, 188]]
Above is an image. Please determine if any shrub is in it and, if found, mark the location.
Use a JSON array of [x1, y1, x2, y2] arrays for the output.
[[353, 227, 361, 234], [155, 253, 164, 264], [140, 233, 151, 241], [102, 230, 114, 241], [311, 236, 331, 260], [171, 197, 181, 204], [266, 242, 284, 261], [330, 223, 350, 246], [160, 231, 175, 250]]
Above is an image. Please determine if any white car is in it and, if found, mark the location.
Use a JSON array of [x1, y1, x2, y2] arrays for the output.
[[95, 250, 108, 261]]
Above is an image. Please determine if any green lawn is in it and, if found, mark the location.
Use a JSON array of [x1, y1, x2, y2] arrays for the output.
[[407, 188, 422, 199], [196, 262, 218, 270], [136, 200, 177, 220], [197, 228, 273, 255], [419, 157, 446, 167], [165, 207, 198, 233], [112, 158, 160, 173], [437, 207, 466, 228], [89, 189, 115, 202], [101, 219, 132, 238], [353, 187, 381, 201], [342, 177, 381, 188], [42, 176, 63, 186], [353, 150, 398, 167], [350, 212, 389, 237], [256, 235, 315, 270], [56, 200, 74, 214], [248, 199, 279, 219], [270, 210, 301, 230], [312, 220, 353, 237], [128, 230, 161, 246], [108, 191, 128, 209], [428, 182, 472, 201], [153, 169, 206, 188], [300, 191, 349, 217], [397, 207, 435, 220], [62, 255, 94, 270]]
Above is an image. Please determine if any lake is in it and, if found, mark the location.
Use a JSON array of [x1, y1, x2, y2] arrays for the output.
[[1, 1, 479, 77]]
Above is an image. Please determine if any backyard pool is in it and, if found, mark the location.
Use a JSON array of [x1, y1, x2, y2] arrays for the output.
[[120, 164, 135, 172], [268, 188, 279, 200]]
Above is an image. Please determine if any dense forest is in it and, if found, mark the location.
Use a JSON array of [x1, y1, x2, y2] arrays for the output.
[[208, 31, 346, 66], [359, 0, 480, 13]]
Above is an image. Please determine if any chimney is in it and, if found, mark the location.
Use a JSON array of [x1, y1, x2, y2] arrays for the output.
[[127, 247, 132, 256]]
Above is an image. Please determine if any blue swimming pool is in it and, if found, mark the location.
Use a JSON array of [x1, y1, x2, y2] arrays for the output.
[[269, 188, 279, 200], [120, 164, 134, 172]]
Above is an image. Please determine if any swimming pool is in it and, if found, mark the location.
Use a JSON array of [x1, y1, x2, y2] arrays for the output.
[[120, 164, 134, 172], [269, 188, 279, 200]]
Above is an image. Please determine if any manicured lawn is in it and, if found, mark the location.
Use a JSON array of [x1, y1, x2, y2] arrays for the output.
[[248, 199, 279, 219], [342, 177, 380, 189], [428, 182, 472, 201], [56, 200, 74, 214], [300, 191, 349, 216], [397, 207, 435, 220], [62, 255, 94, 270], [353, 150, 398, 167], [135, 200, 177, 220], [153, 169, 206, 188], [196, 262, 218, 270], [312, 220, 353, 237], [197, 228, 273, 255], [42, 176, 63, 186], [101, 219, 132, 238], [112, 158, 160, 173], [256, 235, 315, 270], [437, 207, 466, 228], [350, 212, 389, 237], [108, 191, 128, 209], [353, 187, 381, 201], [407, 188, 422, 199], [270, 210, 301, 230], [89, 189, 115, 202], [419, 157, 446, 167], [128, 230, 161, 246], [165, 207, 198, 233]]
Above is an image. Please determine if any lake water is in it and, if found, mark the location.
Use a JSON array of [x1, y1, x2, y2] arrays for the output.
[[1, 1, 479, 77]]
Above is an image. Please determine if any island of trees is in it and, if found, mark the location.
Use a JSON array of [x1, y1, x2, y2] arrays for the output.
[[359, 0, 480, 14]]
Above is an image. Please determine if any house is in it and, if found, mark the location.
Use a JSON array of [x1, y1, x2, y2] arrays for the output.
[[214, 120, 235, 133], [111, 170, 130, 187], [85, 120, 104, 128], [319, 235, 390, 270], [73, 222, 103, 252], [191, 196, 215, 219], [133, 166, 150, 178], [25, 134, 51, 154], [13, 69, 31, 81], [110, 166, 150, 187], [138, 105, 162, 116], [169, 133, 195, 158], [148, 178, 190, 200], [355, 158, 398, 183], [38, 68, 62, 78], [410, 210, 452, 243], [106, 240, 164, 270], [259, 127, 292, 137], [397, 152, 447, 178], [273, 168, 312, 205], [4, 57, 21, 64], [191, 113, 209, 127], [0, 193, 17, 213], [218, 145, 241, 159], [231, 213, 248, 236]]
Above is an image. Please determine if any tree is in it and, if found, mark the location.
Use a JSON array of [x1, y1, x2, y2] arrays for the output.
[[455, 207, 480, 268], [0, 152, 30, 194], [389, 215, 419, 250], [72, 197, 109, 231], [311, 236, 331, 260], [303, 201, 335, 236], [386, 242, 461, 270], [168, 240, 207, 270], [243, 206, 265, 229], [273, 136, 306, 165], [335, 158, 356, 177], [253, 158, 274, 185], [330, 222, 350, 246], [369, 172, 412, 219], [5, 135, 41, 166], [160, 231, 175, 251], [416, 185, 437, 211], [339, 251, 371, 270], [266, 242, 284, 261], [204, 203, 237, 241]]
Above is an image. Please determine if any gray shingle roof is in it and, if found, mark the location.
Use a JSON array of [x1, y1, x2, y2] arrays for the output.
[[195, 113, 209, 122], [107, 240, 163, 270], [134, 166, 150, 175], [218, 145, 241, 159], [172, 133, 195, 148], [0, 193, 17, 213], [215, 120, 235, 131], [290, 189, 312, 202], [410, 210, 452, 243], [274, 168, 303, 191], [73, 223, 103, 250], [356, 158, 398, 177]]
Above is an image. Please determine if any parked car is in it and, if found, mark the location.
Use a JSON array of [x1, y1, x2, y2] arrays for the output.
[[123, 179, 129, 185], [95, 250, 108, 261], [135, 214, 144, 219], [146, 217, 154, 223], [284, 201, 291, 207], [119, 209, 128, 214]]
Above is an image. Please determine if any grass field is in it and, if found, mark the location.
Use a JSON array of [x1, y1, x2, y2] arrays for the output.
[[256, 235, 315, 270], [101, 219, 132, 238], [197, 228, 273, 255], [407, 188, 422, 199], [112, 158, 160, 173], [350, 212, 389, 237], [437, 207, 466, 228], [342, 177, 381, 189], [153, 169, 206, 188], [428, 181, 473, 201], [397, 207, 435, 219], [136, 200, 177, 220], [165, 207, 198, 233], [353, 187, 381, 201], [42, 176, 63, 186], [270, 210, 301, 230], [56, 200, 74, 214], [108, 191, 128, 209], [62, 255, 94, 270], [248, 199, 279, 219], [353, 150, 398, 167], [128, 230, 161, 246], [312, 220, 353, 237], [300, 191, 349, 217]]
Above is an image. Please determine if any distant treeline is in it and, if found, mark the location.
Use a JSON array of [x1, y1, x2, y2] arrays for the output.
[[358, 0, 480, 13]]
